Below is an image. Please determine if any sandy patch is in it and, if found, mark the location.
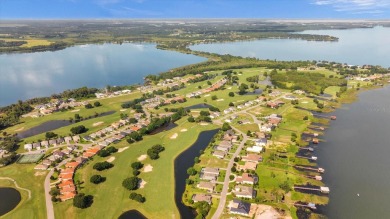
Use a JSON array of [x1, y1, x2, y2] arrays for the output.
[[180, 129, 188, 132], [93, 121, 104, 127], [227, 87, 232, 90], [34, 172, 47, 176], [107, 156, 115, 163], [254, 204, 282, 219], [130, 110, 135, 113], [118, 147, 129, 153], [143, 164, 153, 173], [200, 122, 209, 126], [137, 154, 147, 161], [120, 109, 127, 112], [139, 179, 147, 189], [217, 99, 224, 102], [15, 127, 24, 132], [204, 94, 210, 97], [301, 101, 308, 104], [71, 109, 80, 112], [170, 133, 178, 139]]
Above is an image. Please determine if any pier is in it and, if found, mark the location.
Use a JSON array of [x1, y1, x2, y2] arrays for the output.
[[296, 155, 317, 161], [294, 186, 330, 194]]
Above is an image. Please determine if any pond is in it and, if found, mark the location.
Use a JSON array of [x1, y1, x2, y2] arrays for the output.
[[118, 210, 147, 219], [184, 103, 213, 110], [174, 129, 219, 219], [17, 110, 115, 138], [0, 187, 21, 216]]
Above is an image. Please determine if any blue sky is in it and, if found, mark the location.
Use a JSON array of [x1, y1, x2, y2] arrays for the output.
[[1, 0, 389, 19]]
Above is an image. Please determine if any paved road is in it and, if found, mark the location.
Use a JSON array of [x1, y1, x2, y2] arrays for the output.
[[211, 126, 248, 219], [44, 159, 69, 219]]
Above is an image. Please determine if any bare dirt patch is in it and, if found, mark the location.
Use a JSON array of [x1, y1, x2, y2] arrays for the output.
[[170, 133, 178, 139], [71, 109, 80, 112], [216, 99, 224, 102], [254, 204, 283, 219], [120, 109, 127, 112], [143, 164, 153, 173], [204, 94, 210, 97], [107, 156, 115, 163], [200, 122, 209, 126], [137, 154, 147, 161], [118, 147, 129, 153], [180, 129, 188, 132], [93, 121, 104, 127], [34, 172, 46, 176]]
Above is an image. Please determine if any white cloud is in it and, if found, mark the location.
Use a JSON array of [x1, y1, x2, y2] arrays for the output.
[[312, 0, 390, 14]]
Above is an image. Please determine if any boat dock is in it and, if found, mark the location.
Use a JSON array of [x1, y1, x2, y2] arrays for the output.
[[294, 186, 330, 194]]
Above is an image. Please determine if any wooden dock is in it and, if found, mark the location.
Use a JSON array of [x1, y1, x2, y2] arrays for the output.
[[294, 186, 330, 194], [296, 155, 317, 161]]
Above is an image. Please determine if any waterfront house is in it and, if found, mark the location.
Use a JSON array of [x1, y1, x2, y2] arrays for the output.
[[72, 135, 80, 143], [241, 154, 262, 163], [239, 162, 257, 171], [212, 150, 226, 159], [83, 136, 93, 142], [233, 185, 256, 199], [192, 194, 212, 204], [228, 199, 251, 216], [200, 167, 219, 181], [41, 140, 49, 148], [49, 139, 57, 146], [197, 181, 215, 192], [56, 138, 65, 144], [64, 136, 72, 144], [236, 173, 258, 185], [246, 146, 263, 153]]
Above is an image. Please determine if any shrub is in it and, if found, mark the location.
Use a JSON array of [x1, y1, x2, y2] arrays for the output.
[[70, 125, 87, 134], [93, 101, 101, 107], [131, 162, 143, 170], [93, 161, 114, 171], [73, 193, 93, 209], [129, 192, 145, 203]]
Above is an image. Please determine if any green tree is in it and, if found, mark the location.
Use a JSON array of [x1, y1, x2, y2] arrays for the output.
[[228, 92, 235, 97], [85, 103, 93, 109], [45, 132, 58, 139], [73, 193, 93, 209], [187, 167, 197, 176], [122, 177, 140, 190], [90, 175, 105, 184], [93, 101, 101, 107], [70, 125, 87, 134], [129, 192, 145, 203], [221, 122, 231, 131], [131, 162, 144, 170]]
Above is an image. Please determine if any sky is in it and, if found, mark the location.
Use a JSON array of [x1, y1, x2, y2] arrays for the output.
[[0, 0, 389, 19]]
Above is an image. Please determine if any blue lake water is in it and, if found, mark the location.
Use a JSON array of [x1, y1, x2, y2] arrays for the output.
[[191, 26, 390, 68], [0, 43, 206, 106]]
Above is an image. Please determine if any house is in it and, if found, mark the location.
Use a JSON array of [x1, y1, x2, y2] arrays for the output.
[[49, 139, 57, 146], [260, 124, 273, 132], [65, 162, 80, 169], [241, 119, 251, 125], [32, 142, 41, 149], [202, 167, 219, 175], [60, 192, 76, 201], [197, 181, 215, 192], [64, 136, 72, 144], [192, 194, 212, 204], [72, 135, 80, 143], [56, 138, 65, 144], [90, 133, 97, 139], [53, 151, 65, 160], [215, 141, 232, 152], [239, 162, 257, 171], [105, 127, 114, 132], [58, 180, 74, 188], [284, 95, 297, 100], [241, 154, 262, 164], [98, 141, 109, 147], [229, 199, 251, 216], [41, 141, 49, 148], [268, 117, 282, 126], [42, 159, 53, 166], [236, 173, 258, 185], [83, 136, 93, 142], [255, 138, 267, 147], [60, 185, 76, 194], [75, 157, 87, 164], [59, 173, 73, 180], [200, 167, 219, 181], [233, 185, 256, 199], [34, 164, 49, 170], [24, 144, 33, 151], [212, 150, 226, 159], [67, 145, 77, 151], [246, 146, 263, 153], [62, 149, 71, 155]]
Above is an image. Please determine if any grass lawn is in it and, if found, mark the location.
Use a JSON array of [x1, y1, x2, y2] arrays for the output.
[[53, 118, 217, 219], [0, 38, 52, 48], [0, 164, 46, 219]]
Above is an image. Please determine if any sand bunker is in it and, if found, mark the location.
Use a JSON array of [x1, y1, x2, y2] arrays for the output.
[[118, 147, 129, 153], [227, 87, 232, 90], [217, 99, 224, 102], [180, 129, 188, 132], [170, 133, 178, 139], [143, 164, 153, 173], [255, 204, 282, 219], [301, 101, 308, 104], [139, 179, 147, 189], [71, 109, 80, 112], [93, 121, 104, 127], [107, 156, 116, 163], [204, 94, 210, 97], [120, 109, 127, 112], [137, 154, 147, 161]]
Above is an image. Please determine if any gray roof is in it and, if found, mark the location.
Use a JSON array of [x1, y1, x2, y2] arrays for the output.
[[230, 199, 251, 215]]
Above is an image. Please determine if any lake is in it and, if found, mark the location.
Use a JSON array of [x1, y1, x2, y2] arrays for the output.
[[174, 129, 219, 219], [191, 26, 390, 68], [0, 187, 21, 216], [316, 85, 390, 218], [0, 43, 206, 106]]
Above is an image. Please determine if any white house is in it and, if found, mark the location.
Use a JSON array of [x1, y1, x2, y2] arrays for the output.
[[246, 146, 263, 153]]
